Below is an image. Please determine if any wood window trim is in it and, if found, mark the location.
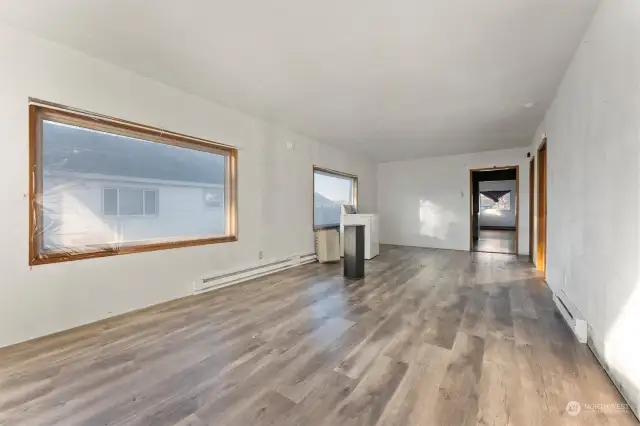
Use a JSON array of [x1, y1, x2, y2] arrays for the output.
[[312, 166, 358, 231], [28, 100, 238, 266]]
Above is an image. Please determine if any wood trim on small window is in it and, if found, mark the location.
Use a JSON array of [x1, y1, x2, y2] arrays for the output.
[[29, 100, 238, 265], [312, 166, 358, 231]]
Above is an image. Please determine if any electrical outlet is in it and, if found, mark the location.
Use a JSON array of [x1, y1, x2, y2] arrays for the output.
[[258, 250, 263, 260]]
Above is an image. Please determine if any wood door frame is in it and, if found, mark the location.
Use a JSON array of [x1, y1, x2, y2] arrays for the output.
[[529, 156, 535, 262], [536, 138, 548, 274], [469, 165, 520, 254]]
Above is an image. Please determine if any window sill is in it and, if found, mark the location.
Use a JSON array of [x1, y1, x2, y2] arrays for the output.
[[313, 224, 340, 231], [30, 235, 237, 266]]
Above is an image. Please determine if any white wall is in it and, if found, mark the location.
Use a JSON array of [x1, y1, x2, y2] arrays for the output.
[[0, 23, 377, 348], [529, 0, 640, 415], [478, 180, 517, 228], [378, 147, 529, 254]]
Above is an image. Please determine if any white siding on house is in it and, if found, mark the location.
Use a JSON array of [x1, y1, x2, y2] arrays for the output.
[[42, 174, 224, 251]]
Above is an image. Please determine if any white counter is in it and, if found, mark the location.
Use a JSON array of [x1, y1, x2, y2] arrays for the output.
[[340, 214, 379, 260]]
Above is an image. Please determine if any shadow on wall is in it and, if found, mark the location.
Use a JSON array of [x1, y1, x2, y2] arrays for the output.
[[419, 200, 456, 241]]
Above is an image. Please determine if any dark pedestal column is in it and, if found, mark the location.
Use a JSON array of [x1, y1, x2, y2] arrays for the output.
[[344, 225, 365, 279]]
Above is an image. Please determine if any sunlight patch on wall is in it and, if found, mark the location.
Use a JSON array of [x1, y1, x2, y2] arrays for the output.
[[482, 209, 503, 216], [419, 200, 456, 240], [605, 282, 640, 399]]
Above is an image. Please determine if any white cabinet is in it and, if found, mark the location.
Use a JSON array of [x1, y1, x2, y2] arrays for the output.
[[340, 214, 379, 260], [315, 229, 340, 263]]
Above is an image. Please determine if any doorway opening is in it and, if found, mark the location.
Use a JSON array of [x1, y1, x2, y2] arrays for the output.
[[469, 166, 519, 254], [537, 139, 547, 275]]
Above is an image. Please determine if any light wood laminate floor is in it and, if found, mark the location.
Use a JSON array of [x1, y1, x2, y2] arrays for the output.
[[473, 229, 517, 254], [0, 246, 636, 425]]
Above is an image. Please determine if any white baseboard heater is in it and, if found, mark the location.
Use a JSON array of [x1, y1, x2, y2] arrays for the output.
[[553, 290, 588, 343], [194, 253, 317, 294]]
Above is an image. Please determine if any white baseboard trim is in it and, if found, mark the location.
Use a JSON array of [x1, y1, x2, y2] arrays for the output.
[[193, 253, 317, 294]]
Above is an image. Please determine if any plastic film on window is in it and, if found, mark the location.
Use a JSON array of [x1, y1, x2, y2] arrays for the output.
[[31, 114, 229, 263]]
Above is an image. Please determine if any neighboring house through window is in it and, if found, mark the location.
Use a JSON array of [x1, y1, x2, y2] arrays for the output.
[[103, 188, 159, 216], [29, 101, 238, 265]]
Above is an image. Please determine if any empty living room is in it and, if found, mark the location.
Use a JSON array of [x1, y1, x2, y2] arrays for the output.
[[1, 1, 639, 425]]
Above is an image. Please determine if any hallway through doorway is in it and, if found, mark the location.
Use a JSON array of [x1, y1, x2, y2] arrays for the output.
[[472, 229, 516, 254]]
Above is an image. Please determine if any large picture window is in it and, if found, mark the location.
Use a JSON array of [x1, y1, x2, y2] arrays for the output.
[[29, 100, 237, 265], [313, 167, 357, 229]]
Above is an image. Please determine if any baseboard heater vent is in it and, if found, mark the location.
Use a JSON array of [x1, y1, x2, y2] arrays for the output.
[[194, 253, 317, 294], [553, 290, 588, 343]]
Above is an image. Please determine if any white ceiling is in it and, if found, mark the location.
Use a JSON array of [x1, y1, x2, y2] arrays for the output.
[[0, 0, 599, 161]]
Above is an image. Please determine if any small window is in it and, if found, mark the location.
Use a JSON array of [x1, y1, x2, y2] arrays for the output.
[[480, 192, 511, 211], [144, 190, 158, 216], [102, 188, 158, 216], [103, 188, 118, 215], [119, 189, 144, 216], [313, 167, 358, 229], [29, 100, 238, 265]]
